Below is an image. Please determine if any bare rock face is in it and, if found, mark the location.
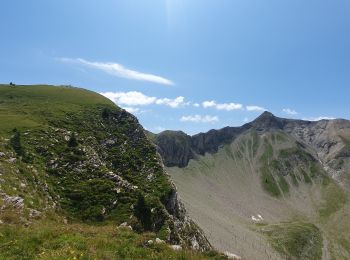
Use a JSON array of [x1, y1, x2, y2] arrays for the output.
[[164, 185, 212, 251], [156, 131, 194, 168]]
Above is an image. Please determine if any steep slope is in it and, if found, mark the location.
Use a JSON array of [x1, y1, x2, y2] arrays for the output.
[[155, 112, 350, 259], [0, 84, 218, 259]]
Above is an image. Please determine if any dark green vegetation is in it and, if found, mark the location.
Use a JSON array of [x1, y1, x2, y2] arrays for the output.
[[0, 84, 213, 258], [260, 222, 323, 260], [259, 135, 325, 197]]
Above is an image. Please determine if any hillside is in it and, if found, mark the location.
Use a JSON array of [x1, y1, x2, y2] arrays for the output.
[[0, 84, 223, 259], [155, 112, 350, 259]]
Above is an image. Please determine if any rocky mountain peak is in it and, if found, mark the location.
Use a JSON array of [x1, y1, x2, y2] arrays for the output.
[[251, 111, 284, 131]]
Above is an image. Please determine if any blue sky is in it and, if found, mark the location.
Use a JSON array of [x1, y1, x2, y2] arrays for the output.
[[1, 0, 350, 134]]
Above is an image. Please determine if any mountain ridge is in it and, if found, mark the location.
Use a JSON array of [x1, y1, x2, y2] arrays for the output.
[[155, 111, 349, 169]]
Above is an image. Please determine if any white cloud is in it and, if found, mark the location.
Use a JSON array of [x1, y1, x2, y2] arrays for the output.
[[303, 116, 336, 121], [283, 108, 298, 115], [216, 103, 243, 111], [202, 100, 243, 111], [246, 105, 266, 112], [155, 96, 187, 108], [180, 115, 219, 123], [58, 58, 174, 86], [101, 91, 156, 106], [202, 100, 217, 108], [193, 103, 200, 107], [100, 91, 187, 108]]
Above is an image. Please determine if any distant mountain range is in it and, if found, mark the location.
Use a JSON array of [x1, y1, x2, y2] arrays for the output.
[[152, 111, 350, 259]]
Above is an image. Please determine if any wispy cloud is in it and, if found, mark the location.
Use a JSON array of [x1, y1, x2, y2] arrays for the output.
[[246, 105, 266, 112], [303, 116, 336, 121], [58, 58, 174, 86], [180, 115, 219, 123], [202, 100, 243, 111], [100, 91, 187, 108], [283, 108, 298, 115]]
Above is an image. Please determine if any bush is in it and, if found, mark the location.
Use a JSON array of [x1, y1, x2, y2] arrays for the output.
[[134, 194, 152, 231], [10, 129, 24, 156], [68, 133, 78, 147], [102, 108, 110, 119], [65, 179, 116, 221]]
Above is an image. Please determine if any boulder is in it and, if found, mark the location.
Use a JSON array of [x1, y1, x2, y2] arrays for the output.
[[155, 238, 165, 244], [170, 245, 182, 251]]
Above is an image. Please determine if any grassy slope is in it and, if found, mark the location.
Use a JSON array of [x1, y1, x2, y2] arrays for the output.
[[0, 220, 222, 260], [168, 130, 350, 259], [0, 84, 114, 134], [0, 84, 220, 259]]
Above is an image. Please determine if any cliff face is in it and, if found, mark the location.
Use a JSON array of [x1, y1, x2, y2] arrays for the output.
[[0, 84, 211, 251], [156, 131, 194, 168]]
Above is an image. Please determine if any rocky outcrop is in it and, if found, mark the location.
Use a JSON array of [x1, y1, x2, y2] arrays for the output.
[[156, 131, 194, 167], [164, 185, 212, 251]]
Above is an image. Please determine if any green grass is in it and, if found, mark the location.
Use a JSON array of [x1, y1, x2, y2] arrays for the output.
[[261, 166, 281, 197], [260, 141, 283, 197], [260, 142, 273, 166], [278, 175, 290, 194], [301, 169, 312, 184], [0, 84, 114, 134], [260, 222, 323, 260], [319, 181, 348, 219], [0, 220, 224, 260], [290, 173, 299, 186]]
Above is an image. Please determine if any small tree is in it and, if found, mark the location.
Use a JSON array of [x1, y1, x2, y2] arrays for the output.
[[102, 108, 110, 119], [68, 133, 78, 147], [134, 194, 152, 231], [10, 129, 23, 156]]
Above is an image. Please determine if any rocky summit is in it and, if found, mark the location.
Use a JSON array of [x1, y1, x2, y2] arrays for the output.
[[0, 84, 222, 259]]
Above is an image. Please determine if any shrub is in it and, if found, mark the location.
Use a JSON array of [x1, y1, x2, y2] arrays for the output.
[[68, 133, 78, 147], [10, 129, 24, 156], [134, 194, 152, 231], [102, 108, 110, 119]]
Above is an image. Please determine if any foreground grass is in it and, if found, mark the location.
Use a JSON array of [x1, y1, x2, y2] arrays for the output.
[[0, 220, 224, 260]]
